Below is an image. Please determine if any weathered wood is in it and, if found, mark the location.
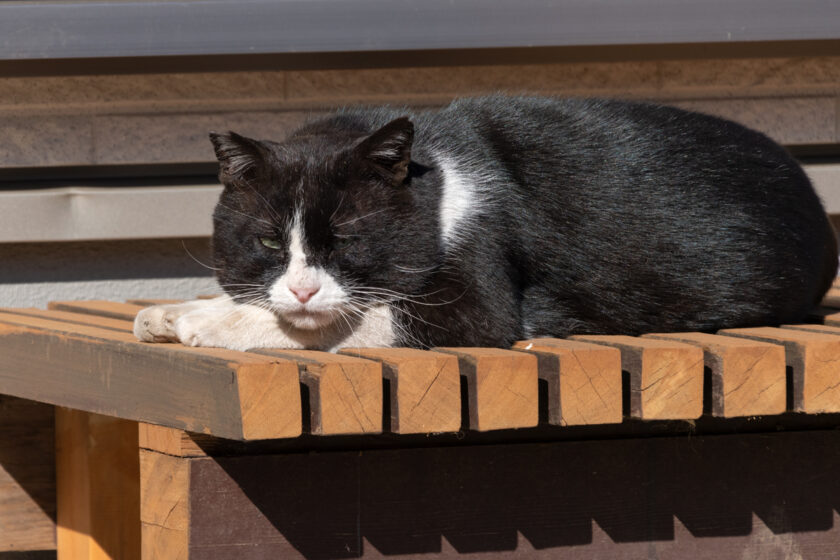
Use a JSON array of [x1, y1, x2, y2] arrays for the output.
[[644, 332, 786, 417], [434, 348, 538, 431], [339, 348, 461, 434], [719, 327, 840, 413], [0, 396, 55, 552], [126, 299, 182, 306], [138, 424, 206, 458], [55, 408, 140, 560], [3, 308, 133, 333], [47, 301, 145, 322], [256, 349, 382, 435], [571, 335, 704, 420], [512, 338, 622, 426], [0, 312, 302, 440], [140, 449, 189, 560]]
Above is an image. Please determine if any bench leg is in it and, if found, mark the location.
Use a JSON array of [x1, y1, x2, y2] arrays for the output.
[[55, 408, 140, 560]]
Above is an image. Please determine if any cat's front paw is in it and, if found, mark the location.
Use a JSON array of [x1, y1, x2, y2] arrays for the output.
[[173, 304, 302, 351], [134, 304, 183, 343]]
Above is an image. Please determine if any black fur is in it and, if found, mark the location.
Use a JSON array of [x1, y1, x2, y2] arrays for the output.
[[210, 96, 838, 348]]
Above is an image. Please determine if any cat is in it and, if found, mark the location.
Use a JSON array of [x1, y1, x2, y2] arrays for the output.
[[134, 95, 838, 352]]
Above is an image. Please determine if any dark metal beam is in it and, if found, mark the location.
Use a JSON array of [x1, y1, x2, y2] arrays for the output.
[[2, 0, 840, 61]]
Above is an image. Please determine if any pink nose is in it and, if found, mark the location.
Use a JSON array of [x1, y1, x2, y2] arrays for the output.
[[289, 285, 320, 304]]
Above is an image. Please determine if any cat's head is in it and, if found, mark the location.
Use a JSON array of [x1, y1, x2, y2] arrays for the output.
[[208, 116, 437, 331]]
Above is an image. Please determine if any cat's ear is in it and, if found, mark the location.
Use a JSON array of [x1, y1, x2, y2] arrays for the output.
[[355, 117, 414, 185], [209, 131, 266, 185]]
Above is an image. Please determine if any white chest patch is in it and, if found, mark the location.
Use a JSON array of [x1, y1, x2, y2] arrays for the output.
[[437, 155, 478, 249]]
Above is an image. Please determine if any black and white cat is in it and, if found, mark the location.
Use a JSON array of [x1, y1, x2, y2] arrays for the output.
[[134, 96, 838, 351]]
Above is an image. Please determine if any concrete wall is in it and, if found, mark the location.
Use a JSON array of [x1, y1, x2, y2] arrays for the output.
[[2, 44, 839, 308]]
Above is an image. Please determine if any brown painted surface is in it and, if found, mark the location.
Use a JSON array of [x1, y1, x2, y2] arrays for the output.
[[571, 335, 704, 420], [256, 349, 382, 435], [644, 332, 786, 417], [180, 430, 840, 559], [47, 301, 145, 321], [434, 348, 538, 431], [512, 338, 622, 425], [55, 408, 140, 560], [719, 327, 840, 413], [140, 449, 189, 560], [0, 312, 301, 440], [340, 348, 461, 434], [0, 396, 55, 552]]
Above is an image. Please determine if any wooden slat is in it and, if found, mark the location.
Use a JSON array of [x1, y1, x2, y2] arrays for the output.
[[719, 326, 840, 413], [339, 348, 461, 434], [56, 408, 140, 560], [820, 288, 840, 308], [48, 300, 145, 321], [570, 335, 704, 420], [0, 311, 302, 440], [126, 299, 182, 306], [2, 307, 134, 332], [256, 349, 382, 435], [512, 338, 622, 426], [434, 348, 538, 431], [0, 396, 55, 552], [809, 306, 840, 326], [140, 449, 189, 560], [139, 424, 207, 458], [644, 332, 786, 417]]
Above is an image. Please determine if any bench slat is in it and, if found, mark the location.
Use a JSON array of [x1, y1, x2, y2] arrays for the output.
[[643, 332, 786, 417], [0, 312, 301, 440], [339, 348, 461, 434], [718, 326, 840, 413], [434, 347, 539, 431], [512, 338, 623, 426], [47, 300, 145, 321], [570, 335, 704, 420]]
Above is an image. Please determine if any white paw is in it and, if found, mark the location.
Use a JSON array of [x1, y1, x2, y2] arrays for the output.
[[133, 304, 182, 343], [174, 308, 244, 350]]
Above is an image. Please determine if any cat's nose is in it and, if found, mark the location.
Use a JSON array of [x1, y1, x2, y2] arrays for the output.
[[289, 285, 320, 304]]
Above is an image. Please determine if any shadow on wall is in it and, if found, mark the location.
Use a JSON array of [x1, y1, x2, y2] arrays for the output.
[[0, 238, 214, 284], [191, 430, 840, 559]]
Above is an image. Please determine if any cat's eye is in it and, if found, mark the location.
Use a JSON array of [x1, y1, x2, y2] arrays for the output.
[[259, 237, 283, 250], [333, 236, 354, 250]]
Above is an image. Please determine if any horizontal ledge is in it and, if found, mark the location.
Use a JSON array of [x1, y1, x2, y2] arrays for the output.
[[2, 161, 839, 243], [2, 0, 840, 60], [0, 184, 221, 242]]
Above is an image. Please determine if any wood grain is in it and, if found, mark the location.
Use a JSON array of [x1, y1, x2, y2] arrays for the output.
[[512, 338, 622, 425], [571, 335, 704, 420], [140, 449, 189, 560], [3, 307, 133, 333], [340, 348, 461, 434], [719, 326, 840, 413], [256, 349, 382, 435], [434, 348, 538, 431], [0, 396, 55, 552], [47, 301, 145, 321], [55, 408, 140, 560], [644, 332, 786, 417], [126, 299, 182, 306], [0, 312, 302, 440], [138, 424, 206, 458]]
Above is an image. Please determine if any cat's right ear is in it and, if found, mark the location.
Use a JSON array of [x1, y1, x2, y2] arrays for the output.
[[209, 131, 266, 185]]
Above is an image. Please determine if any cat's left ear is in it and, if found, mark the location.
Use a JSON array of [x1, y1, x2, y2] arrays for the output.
[[355, 117, 414, 185]]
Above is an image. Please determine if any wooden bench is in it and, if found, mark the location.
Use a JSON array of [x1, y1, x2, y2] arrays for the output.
[[2, 294, 840, 559]]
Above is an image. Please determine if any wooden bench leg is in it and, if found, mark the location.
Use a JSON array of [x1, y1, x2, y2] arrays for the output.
[[55, 408, 140, 560]]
